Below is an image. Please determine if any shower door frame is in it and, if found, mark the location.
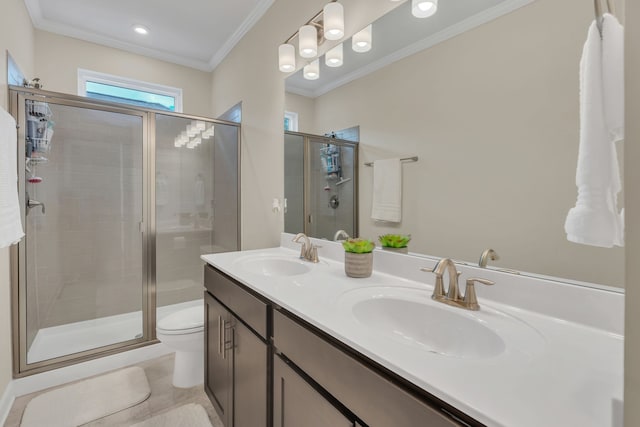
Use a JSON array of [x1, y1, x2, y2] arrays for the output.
[[285, 131, 359, 239], [9, 87, 242, 377]]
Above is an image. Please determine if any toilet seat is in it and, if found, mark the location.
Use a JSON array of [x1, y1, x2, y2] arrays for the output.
[[157, 306, 204, 335]]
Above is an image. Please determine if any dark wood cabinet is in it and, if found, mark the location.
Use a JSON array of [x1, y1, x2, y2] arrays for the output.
[[204, 266, 268, 427]]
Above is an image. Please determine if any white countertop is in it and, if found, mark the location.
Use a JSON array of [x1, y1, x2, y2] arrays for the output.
[[201, 235, 623, 427]]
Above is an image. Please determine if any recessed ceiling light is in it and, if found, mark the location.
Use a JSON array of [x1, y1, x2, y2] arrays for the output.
[[133, 25, 149, 35]]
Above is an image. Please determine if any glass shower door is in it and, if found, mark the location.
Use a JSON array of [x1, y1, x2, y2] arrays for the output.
[[19, 95, 147, 366], [154, 114, 239, 321]]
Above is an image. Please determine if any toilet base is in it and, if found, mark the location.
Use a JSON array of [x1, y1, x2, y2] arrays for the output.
[[173, 350, 204, 388]]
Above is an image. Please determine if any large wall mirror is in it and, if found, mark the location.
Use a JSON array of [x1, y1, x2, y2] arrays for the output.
[[284, 0, 625, 288]]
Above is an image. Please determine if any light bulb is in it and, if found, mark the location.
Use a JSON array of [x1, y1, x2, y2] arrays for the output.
[[304, 59, 320, 80], [325, 43, 343, 67], [352, 24, 372, 53], [299, 25, 318, 58], [412, 0, 438, 18], [278, 44, 296, 72], [323, 2, 344, 41]]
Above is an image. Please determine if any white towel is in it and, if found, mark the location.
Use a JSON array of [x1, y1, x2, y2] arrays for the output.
[[565, 15, 624, 248], [371, 158, 402, 223], [0, 106, 25, 248]]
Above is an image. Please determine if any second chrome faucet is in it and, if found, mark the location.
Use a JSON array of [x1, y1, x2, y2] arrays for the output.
[[421, 258, 494, 311]]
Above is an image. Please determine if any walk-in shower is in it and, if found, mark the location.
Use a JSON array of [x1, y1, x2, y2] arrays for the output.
[[284, 131, 358, 239], [9, 87, 240, 376]]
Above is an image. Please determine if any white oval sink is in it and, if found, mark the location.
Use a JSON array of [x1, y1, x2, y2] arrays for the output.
[[234, 255, 311, 277], [353, 297, 505, 358], [339, 287, 545, 360]]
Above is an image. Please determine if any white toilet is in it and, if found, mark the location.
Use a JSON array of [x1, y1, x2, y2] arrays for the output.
[[156, 305, 205, 388]]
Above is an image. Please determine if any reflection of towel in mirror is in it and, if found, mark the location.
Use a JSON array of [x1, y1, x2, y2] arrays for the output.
[[371, 158, 401, 223], [565, 14, 624, 248], [0, 107, 25, 248]]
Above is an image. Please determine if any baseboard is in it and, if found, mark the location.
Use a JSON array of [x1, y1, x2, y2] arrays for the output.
[[0, 381, 15, 427]]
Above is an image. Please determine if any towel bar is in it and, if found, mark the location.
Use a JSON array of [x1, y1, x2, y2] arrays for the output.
[[364, 156, 418, 167]]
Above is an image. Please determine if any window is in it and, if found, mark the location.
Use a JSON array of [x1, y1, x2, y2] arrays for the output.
[[284, 111, 299, 131], [78, 69, 183, 112]]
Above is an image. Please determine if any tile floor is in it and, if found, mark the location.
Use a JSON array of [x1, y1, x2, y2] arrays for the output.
[[4, 354, 223, 427]]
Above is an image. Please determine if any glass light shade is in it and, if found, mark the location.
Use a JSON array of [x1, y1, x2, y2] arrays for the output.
[[323, 2, 344, 41], [278, 43, 296, 72], [352, 24, 372, 53], [412, 0, 438, 18], [303, 59, 320, 80], [195, 120, 206, 131], [325, 43, 343, 67], [299, 25, 318, 58], [186, 124, 197, 137]]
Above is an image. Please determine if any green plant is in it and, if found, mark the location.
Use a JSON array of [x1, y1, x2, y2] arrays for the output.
[[378, 234, 411, 248], [342, 238, 375, 254]]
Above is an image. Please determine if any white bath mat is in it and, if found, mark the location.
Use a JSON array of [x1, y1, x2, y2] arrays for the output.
[[21, 366, 151, 427], [130, 403, 213, 427]]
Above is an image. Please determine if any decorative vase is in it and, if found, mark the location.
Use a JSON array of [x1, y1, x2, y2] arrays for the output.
[[344, 252, 373, 278], [382, 246, 409, 254]]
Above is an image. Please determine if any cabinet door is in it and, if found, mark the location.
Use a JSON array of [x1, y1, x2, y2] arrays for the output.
[[205, 292, 232, 426], [273, 356, 353, 427], [232, 317, 268, 427]]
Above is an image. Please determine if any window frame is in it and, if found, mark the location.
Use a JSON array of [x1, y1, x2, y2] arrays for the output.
[[284, 111, 299, 132], [77, 68, 183, 113]]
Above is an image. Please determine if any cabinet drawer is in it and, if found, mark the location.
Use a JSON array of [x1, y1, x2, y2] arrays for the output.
[[273, 310, 465, 427], [205, 265, 268, 340]]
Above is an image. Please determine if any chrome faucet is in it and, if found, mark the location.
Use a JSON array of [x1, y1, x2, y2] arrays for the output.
[[333, 229, 350, 241], [292, 233, 320, 263], [478, 248, 499, 268], [421, 258, 494, 311]]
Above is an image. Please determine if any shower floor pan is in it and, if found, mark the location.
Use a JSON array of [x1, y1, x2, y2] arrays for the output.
[[27, 299, 202, 364]]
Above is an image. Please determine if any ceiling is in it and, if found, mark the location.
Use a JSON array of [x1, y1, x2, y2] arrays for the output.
[[24, 0, 275, 72]]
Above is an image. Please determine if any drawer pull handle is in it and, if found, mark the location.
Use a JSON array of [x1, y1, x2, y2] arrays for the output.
[[218, 316, 223, 355]]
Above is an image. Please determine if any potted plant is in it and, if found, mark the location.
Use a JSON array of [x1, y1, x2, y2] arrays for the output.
[[342, 238, 375, 278], [378, 234, 411, 254]]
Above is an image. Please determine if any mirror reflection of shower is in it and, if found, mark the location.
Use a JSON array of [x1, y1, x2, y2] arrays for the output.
[[284, 130, 358, 240]]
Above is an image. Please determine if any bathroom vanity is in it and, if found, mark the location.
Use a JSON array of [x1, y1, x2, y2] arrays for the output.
[[202, 234, 623, 427]]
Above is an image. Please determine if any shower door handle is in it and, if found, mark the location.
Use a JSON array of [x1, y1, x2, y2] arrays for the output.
[[26, 196, 45, 215]]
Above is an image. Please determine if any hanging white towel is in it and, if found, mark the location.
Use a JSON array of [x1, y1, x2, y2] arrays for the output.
[[371, 158, 402, 223], [0, 106, 25, 248], [565, 14, 624, 248]]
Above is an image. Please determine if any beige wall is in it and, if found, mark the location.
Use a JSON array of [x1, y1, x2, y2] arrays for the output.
[[211, 0, 399, 250], [34, 31, 213, 117], [285, 92, 315, 132], [625, 0, 639, 423], [1, 0, 35, 399], [302, 0, 624, 286]]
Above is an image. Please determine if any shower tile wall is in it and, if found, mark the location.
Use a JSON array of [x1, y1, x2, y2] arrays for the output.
[[26, 105, 143, 347]]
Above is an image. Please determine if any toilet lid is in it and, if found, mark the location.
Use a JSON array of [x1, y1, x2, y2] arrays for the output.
[[157, 306, 204, 335]]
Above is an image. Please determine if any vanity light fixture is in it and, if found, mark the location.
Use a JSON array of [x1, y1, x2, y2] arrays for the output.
[[299, 25, 318, 58], [323, 2, 344, 40], [132, 25, 149, 35], [304, 59, 320, 80], [325, 43, 343, 67], [278, 44, 296, 72], [412, 0, 438, 18], [278, 1, 349, 73], [352, 24, 372, 53]]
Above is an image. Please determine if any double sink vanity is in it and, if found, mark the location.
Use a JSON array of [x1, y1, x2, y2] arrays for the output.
[[201, 233, 623, 427]]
